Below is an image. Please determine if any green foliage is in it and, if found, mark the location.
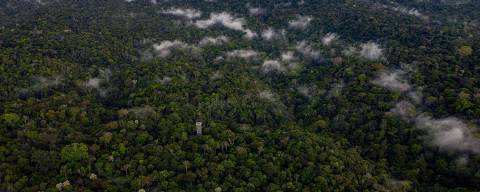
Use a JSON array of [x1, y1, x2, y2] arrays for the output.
[[1, 113, 20, 124], [458, 46, 473, 57], [60, 143, 89, 162], [0, 0, 480, 191]]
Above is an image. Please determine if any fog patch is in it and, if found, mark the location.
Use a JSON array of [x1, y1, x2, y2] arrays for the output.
[[391, 6, 425, 18], [31, 76, 62, 91], [342, 46, 357, 56], [372, 70, 411, 92], [360, 42, 383, 60], [289, 15, 312, 29], [247, 4, 264, 15], [280, 51, 297, 62], [226, 49, 259, 59], [373, 63, 480, 157], [259, 90, 275, 101], [157, 76, 172, 84], [210, 71, 223, 80], [281, 51, 296, 62], [194, 12, 256, 38], [390, 101, 416, 119], [249, 7, 264, 15], [295, 41, 321, 59], [261, 60, 285, 73], [82, 69, 112, 97], [152, 40, 199, 58], [261, 28, 285, 41], [416, 115, 480, 154], [328, 82, 344, 97], [160, 8, 202, 19], [128, 106, 157, 119], [199, 35, 229, 46], [297, 85, 314, 98], [321, 33, 338, 46], [408, 90, 423, 104], [455, 155, 469, 167]]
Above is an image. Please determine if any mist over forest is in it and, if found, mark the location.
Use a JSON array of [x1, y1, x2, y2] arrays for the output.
[[1, 0, 480, 191]]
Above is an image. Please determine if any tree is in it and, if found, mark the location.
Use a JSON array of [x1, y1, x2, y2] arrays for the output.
[[61, 143, 89, 162], [1, 112, 21, 124], [458, 46, 473, 57]]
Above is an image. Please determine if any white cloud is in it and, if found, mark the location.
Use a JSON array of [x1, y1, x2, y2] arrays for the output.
[[328, 82, 344, 97], [82, 69, 112, 97], [194, 12, 256, 38], [210, 71, 223, 80], [289, 15, 312, 29], [199, 35, 229, 46], [152, 40, 198, 58], [261, 60, 285, 73], [259, 90, 275, 101], [128, 106, 157, 118], [261, 28, 284, 41], [281, 51, 296, 62], [85, 78, 102, 89], [226, 49, 259, 59], [390, 101, 416, 119], [160, 8, 202, 19], [321, 33, 338, 46], [248, 7, 264, 15], [297, 85, 313, 98], [359, 42, 383, 60], [295, 41, 321, 59], [32, 76, 62, 90], [342, 46, 357, 56], [416, 115, 480, 154], [372, 70, 411, 92], [388, 5, 427, 19], [158, 76, 172, 84], [408, 90, 423, 104]]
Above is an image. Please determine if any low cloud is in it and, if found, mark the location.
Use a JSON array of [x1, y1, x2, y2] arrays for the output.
[[84, 78, 102, 89], [226, 49, 259, 59], [199, 35, 229, 46], [373, 59, 480, 157], [128, 106, 157, 119], [248, 7, 264, 16], [259, 90, 275, 101], [160, 8, 202, 19], [390, 100, 416, 119], [82, 69, 112, 97], [328, 82, 344, 98], [32, 76, 62, 90], [407, 90, 423, 104], [157, 76, 172, 84], [261, 60, 285, 73], [289, 15, 312, 29], [297, 85, 314, 98], [210, 71, 223, 80], [281, 51, 296, 62], [261, 28, 285, 41], [359, 42, 383, 60], [152, 40, 199, 58], [321, 33, 338, 46], [295, 41, 321, 59], [372, 70, 411, 92], [194, 12, 256, 38], [391, 6, 424, 18], [416, 115, 480, 154]]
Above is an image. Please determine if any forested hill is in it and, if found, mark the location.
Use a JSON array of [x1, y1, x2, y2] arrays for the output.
[[1, 0, 480, 191]]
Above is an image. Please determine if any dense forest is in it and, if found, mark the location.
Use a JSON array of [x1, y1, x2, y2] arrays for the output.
[[1, 0, 480, 191]]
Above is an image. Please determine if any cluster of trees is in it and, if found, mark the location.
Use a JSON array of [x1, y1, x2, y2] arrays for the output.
[[1, 0, 479, 191]]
